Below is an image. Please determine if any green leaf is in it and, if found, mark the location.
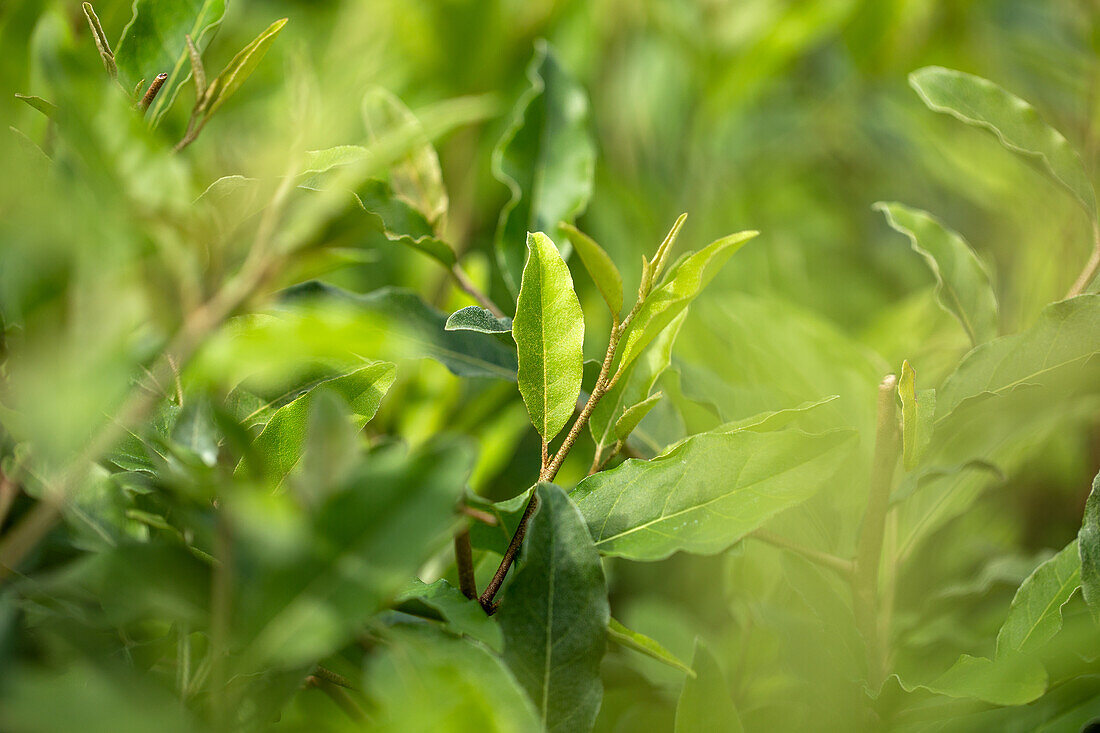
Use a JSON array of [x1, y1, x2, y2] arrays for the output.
[[362, 87, 449, 232], [354, 178, 457, 267], [713, 395, 841, 434], [513, 232, 584, 442], [493, 40, 596, 295], [498, 483, 608, 733], [996, 540, 1080, 656], [365, 624, 540, 732], [898, 360, 936, 471], [616, 231, 757, 375], [615, 392, 662, 441], [910, 66, 1097, 222], [115, 0, 227, 123], [875, 202, 998, 346], [561, 222, 623, 315], [936, 294, 1100, 417], [14, 94, 57, 119], [608, 617, 695, 677], [590, 311, 687, 453], [445, 306, 513, 334], [467, 487, 533, 556], [572, 428, 857, 561], [675, 640, 743, 733], [395, 578, 503, 652], [81, 3, 116, 78], [242, 362, 395, 485], [1078, 470, 1100, 622], [893, 651, 1047, 706], [202, 18, 287, 120]]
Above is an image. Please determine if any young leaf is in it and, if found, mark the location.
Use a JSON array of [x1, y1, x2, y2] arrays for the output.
[[513, 232, 584, 442], [675, 640, 743, 733], [615, 392, 662, 441], [1078, 470, 1100, 622], [115, 0, 228, 124], [362, 88, 449, 232], [608, 617, 695, 677], [493, 40, 596, 296], [910, 66, 1097, 223], [184, 34, 205, 100], [561, 222, 623, 316], [898, 360, 936, 470], [616, 231, 757, 376], [81, 3, 116, 79], [996, 540, 1080, 656], [202, 18, 287, 120], [648, 213, 689, 291], [572, 428, 857, 561], [498, 483, 608, 733], [14, 94, 57, 119], [242, 362, 396, 484], [875, 202, 998, 346], [445, 306, 513, 334]]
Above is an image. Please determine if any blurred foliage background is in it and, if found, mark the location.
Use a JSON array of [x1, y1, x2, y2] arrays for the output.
[[1, 0, 1099, 731]]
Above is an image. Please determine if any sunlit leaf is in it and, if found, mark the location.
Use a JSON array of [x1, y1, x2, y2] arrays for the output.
[[445, 306, 513, 334], [513, 232, 584, 442], [1079, 470, 1100, 622], [202, 18, 287, 120], [615, 392, 662, 441], [561, 223, 623, 315], [898, 360, 935, 471]]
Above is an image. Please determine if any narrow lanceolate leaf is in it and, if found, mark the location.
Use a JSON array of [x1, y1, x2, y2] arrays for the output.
[[493, 40, 595, 296], [513, 232, 584, 442], [936, 294, 1100, 417], [445, 306, 512, 334], [894, 652, 1047, 706], [675, 640, 743, 733], [615, 392, 662, 440], [714, 395, 840, 434], [608, 618, 695, 677], [561, 223, 623, 315], [14, 94, 57, 119], [616, 231, 757, 376], [115, 0, 227, 124], [996, 540, 1080, 656], [243, 362, 396, 484], [910, 66, 1097, 222], [498, 483, 609, 733], [81, 3, 116, 78], [648, 213, 689, 289], [876, 202, 998, 346], [1079, 470, 1100, 622], [355, 178, 456, 267], [202, 18, 287, 120], [898, 360, 936, 471], [572, 428, 857, 561], [363, 88, 449, 232]]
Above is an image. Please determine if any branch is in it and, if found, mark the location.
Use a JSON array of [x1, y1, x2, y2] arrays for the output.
[[450, 263, 506, 318], [1066, 223, 1100, 298], [138, 73, 168, 113], [454, 529, 477, 600], [750, 530, 854, 577]]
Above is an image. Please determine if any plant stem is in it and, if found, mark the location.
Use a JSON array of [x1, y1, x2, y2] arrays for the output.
[[852, 374, 899, 689], [450, 263, 506, 317], [454, 529, 477, 599], [479, 317, 623, 613], [1067, 223, 1100, 298], [750, 530, 854, 577], [138, 73, 168, 113], [0, 471, 17, 532]]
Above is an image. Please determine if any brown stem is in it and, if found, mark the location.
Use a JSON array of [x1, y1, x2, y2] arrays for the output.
[[478, 490, 539, 614], [451, 264, 506, 317], [0, 472, 17, 532], [460, 505, 497, 525], [751, 530, 854, 577], [852, 374, 899, 688], [138, 73, 168, 113], [454, 529, 477, 600], [1067, 224, 1100, 298]]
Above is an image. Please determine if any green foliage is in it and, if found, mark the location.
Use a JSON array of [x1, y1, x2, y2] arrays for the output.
[[996, 540, 1080, 656], [675, 641, 743, 733], [1079, 470, 1100, 622]]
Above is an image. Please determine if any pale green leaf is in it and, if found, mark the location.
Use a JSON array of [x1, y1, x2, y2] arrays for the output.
[[675, 640, 743, 733], [81, 3, 116, 78], [561, 222, 623, 315], [493, 40, 595, 295], [608, 617, 695, 677], [1078, 470, 1100, 622], [894, 652, 1047, 706], [572, 428, 857, 561], [898, 360, 936, 471], [616, 231, 757, 375], [203, 18, 287, 120], [445, 306, 512, 334], [876, 202, 998, 346], [14, 94, 57, 119], [996, 540, 1080, 656], [363, 87, 448, 232], [115, 0, 227, 123], [513, 232, 584, 442], [498, 483, 608, 733], [713, 395, 841, 434], [910, 66, 1096, 222], [615, 392, 662, 441], [304, 145, 368, 174]]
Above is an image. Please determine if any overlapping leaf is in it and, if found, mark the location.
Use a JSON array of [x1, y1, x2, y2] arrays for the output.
[[996, 540, 1080, 656], [1079, 470, 1100, 622]]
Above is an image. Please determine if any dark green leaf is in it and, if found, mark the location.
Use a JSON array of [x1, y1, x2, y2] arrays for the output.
[[875, 202, 999, 346], [499, 483, 608, 732], [1078, 470, 1100, 622], [354, 178, 456, 267], [513, 232, 584, 442], [445, 306, 513, 334], [675, 640, 743, 733], [395, 578, 503, 652], [493, 40, 595, 295], [573, 428, 857, 561]]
